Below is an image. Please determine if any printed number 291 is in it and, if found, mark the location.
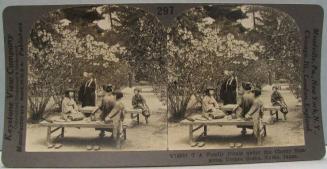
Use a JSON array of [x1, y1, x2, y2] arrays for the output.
[[157, 6, 174, 15]]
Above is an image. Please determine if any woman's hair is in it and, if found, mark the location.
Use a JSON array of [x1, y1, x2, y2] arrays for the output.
[[65, 90, 74, 97], [252, 88, 262, 97], [114, 91, 124, 100]]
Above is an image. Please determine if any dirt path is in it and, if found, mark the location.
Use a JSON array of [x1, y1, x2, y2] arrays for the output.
[[26, 86, 168, 151]]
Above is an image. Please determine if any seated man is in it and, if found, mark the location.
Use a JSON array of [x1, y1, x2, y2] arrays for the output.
[[244, 88, 264, 138], [92, 84, 116, 137], [132, 87, 150, 123], [234, 82, 254, 118], [105, 91, 125, 142], [202, 86, 225, 119], [61, 88, 84, 121], [271, 85, 288, 120]]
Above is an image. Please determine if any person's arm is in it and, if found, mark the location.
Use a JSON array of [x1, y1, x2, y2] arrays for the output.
[[245, 100, 260, 118]]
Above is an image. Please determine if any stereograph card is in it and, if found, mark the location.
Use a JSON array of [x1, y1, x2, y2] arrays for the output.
[[1, 1, 325, 167]]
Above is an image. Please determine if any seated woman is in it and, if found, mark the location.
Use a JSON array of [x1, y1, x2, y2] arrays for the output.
[[271, 85, 288, 120], [132, 87, 150, 123], [234, 82, 255, 118], [202, 86, 225, 119], [61, 88, 84, 121], [244, 88, 264, 138]]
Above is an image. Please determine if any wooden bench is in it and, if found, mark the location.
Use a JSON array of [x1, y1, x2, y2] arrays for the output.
[[39, 120, 127, 149], [263, 105, 281, 121], [222, 104, 281, 122], [80, 106, 144, 125], [125, 108, 143, 124], [180, 117, 267, 146]]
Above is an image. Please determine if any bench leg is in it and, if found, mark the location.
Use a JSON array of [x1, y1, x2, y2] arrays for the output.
[[275, 110, 279, 121], [137, 114, 140, 125], [46, 126, 52, 146], [123, 128, 127, 140], [241, 127, 247, 136], [203, 125, 207, 136], [189, 125, 194, 145], [61, 127, 65, 138]]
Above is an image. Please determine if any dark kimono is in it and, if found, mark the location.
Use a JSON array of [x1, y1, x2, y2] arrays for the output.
[[78, 79, 96, 107], [132, 94, 150, 117], [271, 91, 283, 105], [219, 77, 237, 105]]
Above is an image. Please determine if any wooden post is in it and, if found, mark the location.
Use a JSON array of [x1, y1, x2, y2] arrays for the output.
[[189, 124, 193, 145], [46, 127, 51, 146], [137, 114, 140, 125], [203, 125, 207, 136], [275, 110, 279, 121], [61, 127, 65, 138]]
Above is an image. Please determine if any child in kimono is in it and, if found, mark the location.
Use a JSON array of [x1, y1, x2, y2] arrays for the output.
[[61, 88, 84, 121], [271, 86, 288, 120], [132, 87, 150, 123]]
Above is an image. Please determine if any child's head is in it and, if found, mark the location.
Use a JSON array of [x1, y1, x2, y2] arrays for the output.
[[272, 85, 278, 91], [134, 88, 141, 95]]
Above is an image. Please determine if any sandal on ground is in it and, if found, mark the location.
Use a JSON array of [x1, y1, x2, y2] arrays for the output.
[[86, 145, 93, 151], [93, 145, 101, 151], [190, 142, 198, 147], [197, 142, 206, 147], [235, 143, 243, 148], [54, 143, 63, 149]]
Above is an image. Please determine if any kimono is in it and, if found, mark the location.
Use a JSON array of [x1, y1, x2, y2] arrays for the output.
[[219, 77, 237, 105], [61, 97, 84, 121], [132, 94, 150, 117], [246, 98, 264, 138], [79, 78, 96, 107], [238, 91, 255, 118], [271, 90, 288, 115], [202, 95, 225, 119]]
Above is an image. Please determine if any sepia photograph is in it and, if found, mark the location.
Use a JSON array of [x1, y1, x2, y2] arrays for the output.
[[166, 5, 305, 150], [26, 4, 305, 152], [26, 5, 168, 151]]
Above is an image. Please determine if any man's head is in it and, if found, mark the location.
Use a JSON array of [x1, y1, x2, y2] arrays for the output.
[[83, 72, 89, 78]]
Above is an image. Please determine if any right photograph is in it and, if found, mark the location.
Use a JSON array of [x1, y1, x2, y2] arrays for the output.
[[167, 5, 305, 150]]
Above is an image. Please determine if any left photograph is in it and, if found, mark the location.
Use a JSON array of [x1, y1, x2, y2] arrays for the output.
[[26, 5, 168, 151]]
